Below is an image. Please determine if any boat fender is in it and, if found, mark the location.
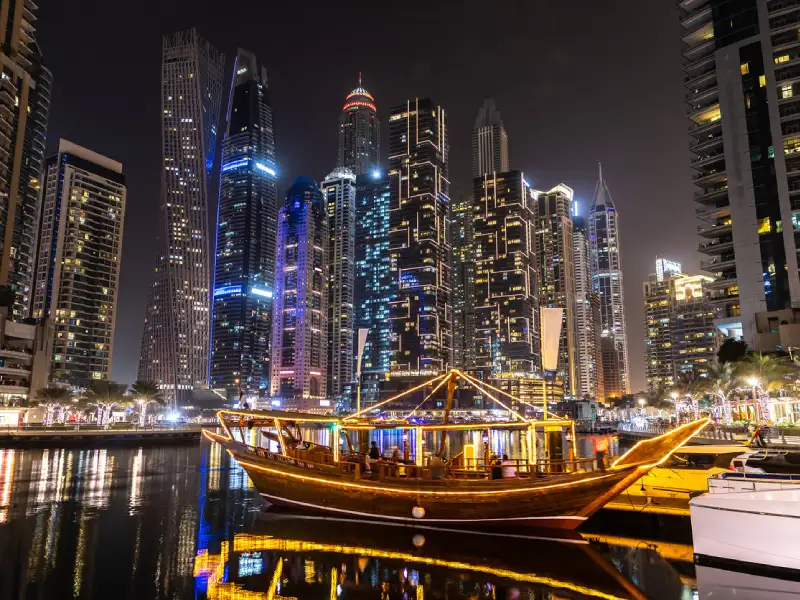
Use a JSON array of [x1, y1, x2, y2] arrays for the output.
[[412, 506, 425, 519]]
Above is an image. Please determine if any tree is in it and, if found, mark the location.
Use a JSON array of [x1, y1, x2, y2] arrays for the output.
[[718, 338, 749, 364], [82, 380, 128, 427], [705, 361, 737, 424], [131, 380, 164, 425], [673, 370, 707, 421], [33, 386, 72, 425], [734, 353, 799, 423]]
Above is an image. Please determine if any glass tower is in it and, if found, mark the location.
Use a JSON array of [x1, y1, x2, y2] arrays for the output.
[[388, 98, 451, 376], [337, 75, 379, 176], [354, 172, 392, 407], [0, 0, 51, 320], [270, 178, 328, 411], [210, 49, 278, 401], [139, 29, 224, 404], [472, 98, 509, 178], [322, 168, 356, 404], [589, 165, 630, 398]]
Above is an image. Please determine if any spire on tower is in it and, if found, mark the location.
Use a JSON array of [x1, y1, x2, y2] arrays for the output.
[[358, 72, 362, 87]]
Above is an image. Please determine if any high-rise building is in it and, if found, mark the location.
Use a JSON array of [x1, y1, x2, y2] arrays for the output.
[[0, 0, 51, 320], [644, 258, 719, 392], [534, 184, 578, 396], [473, 170, 539, 378], [574, 215, 602, 400], [31, 140, 125, 387], [472, 99, 509, 178], [139, 29, 224, 404], [337, 75, 379, 176], [354, 171, 392, 406], [270, 177, 329, 411], [210, 49, 278, 401], [388, 98, 452, 376], [322, 168, 356, 403], [679, 1, 800, 345], [589, 165, 629, 399], [451, 192, 475, 370]]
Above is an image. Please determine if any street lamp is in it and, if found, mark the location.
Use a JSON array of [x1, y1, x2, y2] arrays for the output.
[[670, 392, 680, 422]]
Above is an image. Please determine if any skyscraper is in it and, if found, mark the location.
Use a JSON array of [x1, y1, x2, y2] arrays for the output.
[[139, 29, 224, 404], [354, 171, 392, 406], [589, 165, 629, 399], [451, 192, 475, 370], [473, 170, 539, 378], [322, 168, 356, 403], [388, 98, 452, 376], [573, 215, 602, 400], [534, 184, 578, 396], [210, 49, 278, 400], [337, 75, 379, 176], [678, 1, 800, 345], [270, 177, 329, 411], [472, 99, 509, 178], [644, 258, 719, 392], [31, 140, 125, 387], [0, 0, 51, 320]]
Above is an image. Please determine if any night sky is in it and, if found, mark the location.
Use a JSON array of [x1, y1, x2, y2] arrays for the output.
[[36, 1, 696, 393]]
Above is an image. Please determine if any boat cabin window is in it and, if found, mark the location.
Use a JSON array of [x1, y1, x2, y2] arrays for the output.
[[665, 452, 742, 470]]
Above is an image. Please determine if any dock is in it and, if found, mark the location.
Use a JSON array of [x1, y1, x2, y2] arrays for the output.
[[0, 425, 203, 447]]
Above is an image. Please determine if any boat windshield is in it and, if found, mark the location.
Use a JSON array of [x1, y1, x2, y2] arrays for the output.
[[664, 451, 741, 470]]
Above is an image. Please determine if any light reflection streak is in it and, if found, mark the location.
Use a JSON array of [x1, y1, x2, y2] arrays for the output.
[[0, 449, 15, 523]]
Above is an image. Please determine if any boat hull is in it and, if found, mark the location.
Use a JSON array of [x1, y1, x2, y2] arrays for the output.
[[690, 488, 800, 572], [230, 446, 642, 530]]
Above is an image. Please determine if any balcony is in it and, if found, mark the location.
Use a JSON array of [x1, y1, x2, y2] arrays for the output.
[[693, 167, 727, 187], [690, 133, 723, 155], [698, 220, 732, 238], [694, 186, 729, 205], [680, 6, 712, 31], [703, 276, 738, 290], [686, 86, 719, 108], [683, 38, 715, 62], [689, 118, 722, 141], [691, 150, 725, 169], [701, 255, 737, 273], [699, 238, 734, 255], [770, 0, 800, 15], [695, 203, 730, 222]]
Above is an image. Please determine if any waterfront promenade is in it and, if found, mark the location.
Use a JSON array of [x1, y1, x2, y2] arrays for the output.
[[0, 424, 202, 447]]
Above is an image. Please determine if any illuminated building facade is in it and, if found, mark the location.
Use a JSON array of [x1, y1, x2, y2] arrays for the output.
[[270, 177, 328, 410], [322, 168, 356, 402], [589, 165, 629, 399], [31, 140, 125, 387], [139, 29, 224, 404], [644, 257, 719, 392], [573, 215, 603, 400], [534, 184, 578, 396], [451, 192, 475, 369], [210, 49, 277, 401], [473, 170, 539, 378], [0, 0, 51, 320], [678, 0, 800, 345], [354, 172, 392, 406], [472, 98, 509, 177], [337, 75, 379, 176], [388, 98, 452, 375]]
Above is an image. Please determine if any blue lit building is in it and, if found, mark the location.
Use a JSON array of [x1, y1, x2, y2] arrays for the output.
[[353, 171, 392, 407], [210, 49, 278, 400], [270, 178, 329, 411]]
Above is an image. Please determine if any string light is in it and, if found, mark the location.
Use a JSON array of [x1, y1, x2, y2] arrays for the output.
[[344, 373, 449, 420]]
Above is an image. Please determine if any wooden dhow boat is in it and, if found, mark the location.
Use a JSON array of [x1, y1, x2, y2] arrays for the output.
[[206, 370, 709, 530]]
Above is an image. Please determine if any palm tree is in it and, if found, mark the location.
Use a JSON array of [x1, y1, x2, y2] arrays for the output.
[[130, 380, 164, 426], [673, 370, 707, 421], [706, 361, 737, 424], [735, 353, 799, 423], [33, 386, 72, 425], [82, 380, 128, 427]]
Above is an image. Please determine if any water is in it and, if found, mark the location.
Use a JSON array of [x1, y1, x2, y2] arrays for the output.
[[0, 440, 703, 599]]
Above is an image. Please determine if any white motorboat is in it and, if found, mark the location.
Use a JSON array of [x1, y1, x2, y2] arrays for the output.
[[690, 482, 800, 573], [696, 565, 800, 599]]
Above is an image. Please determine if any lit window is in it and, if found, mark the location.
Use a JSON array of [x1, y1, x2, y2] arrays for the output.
[[782, 84, 793, 99], [776, 54, 790, 64], [759, 75, 767, 87], [758, 216, 771, 234], [741, 63, 750, 75]]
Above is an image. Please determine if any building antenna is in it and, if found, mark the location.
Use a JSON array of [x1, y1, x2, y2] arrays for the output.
[[358, 71, 362, 87]]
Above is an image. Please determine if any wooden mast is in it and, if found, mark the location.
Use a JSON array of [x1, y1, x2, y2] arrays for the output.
[[438, 372, 457, 458]]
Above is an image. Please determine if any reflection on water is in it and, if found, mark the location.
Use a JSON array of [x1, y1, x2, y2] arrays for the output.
[[0, 439, 690, 599]]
